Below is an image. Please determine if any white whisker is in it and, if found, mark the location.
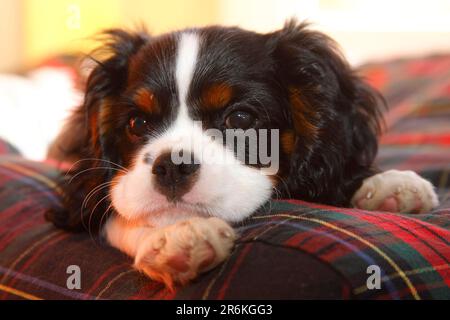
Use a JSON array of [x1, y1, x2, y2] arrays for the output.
[[88, 193, 111, 238], [65, 158, 129, 176], [69, 167, 126, 184]]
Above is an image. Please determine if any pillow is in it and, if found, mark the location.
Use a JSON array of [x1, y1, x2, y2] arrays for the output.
[[0, 151, 449, 299], [0, 138, 20, 156], [1, 55, 450, 300]]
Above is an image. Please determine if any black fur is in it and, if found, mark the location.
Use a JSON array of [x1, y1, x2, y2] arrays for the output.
[[45, 30, 150, 232], [46, 20, 385, 234], [267, 21, 385, 205]]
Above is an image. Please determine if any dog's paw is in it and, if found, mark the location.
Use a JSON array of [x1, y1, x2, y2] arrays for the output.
[[134, 217, 235, 289], [351, 170, 439, 214]]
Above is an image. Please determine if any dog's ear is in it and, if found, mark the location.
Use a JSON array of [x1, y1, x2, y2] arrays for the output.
[[48, 29, 149, 162], [266, 20, 385, 205], [45, 29, 149, 233]]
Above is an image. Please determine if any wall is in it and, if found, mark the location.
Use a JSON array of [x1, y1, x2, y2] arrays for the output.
[[23, 0, 220, 67], [219, 0, 450, 65], [24, 0, 121, 66], [0, 0, 23, 72], [0, 0, 449, 71]]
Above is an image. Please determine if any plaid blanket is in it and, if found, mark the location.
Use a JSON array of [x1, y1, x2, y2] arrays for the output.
[[0, 55, 449, 300]]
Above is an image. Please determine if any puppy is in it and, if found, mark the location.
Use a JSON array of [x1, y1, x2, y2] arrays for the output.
[[46, 20, 439, 288]]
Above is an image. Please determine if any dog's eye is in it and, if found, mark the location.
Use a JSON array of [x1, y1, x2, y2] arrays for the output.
[[225, 111, 256, 129], [128, 116, 148, 137]]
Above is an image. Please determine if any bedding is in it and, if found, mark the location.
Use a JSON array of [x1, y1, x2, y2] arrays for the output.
[[0, 55, 449, 300], [0, 59, 82, 160]]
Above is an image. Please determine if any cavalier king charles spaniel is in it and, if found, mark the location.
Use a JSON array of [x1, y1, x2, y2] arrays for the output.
[[46, 20, 439, 288]]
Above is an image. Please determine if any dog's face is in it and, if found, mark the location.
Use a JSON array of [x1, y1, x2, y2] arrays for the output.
[[49, 21, 383, 231], [107, 30, 283, 225]]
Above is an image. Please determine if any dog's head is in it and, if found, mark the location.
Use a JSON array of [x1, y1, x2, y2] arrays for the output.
[[47, 20, 383, 232]]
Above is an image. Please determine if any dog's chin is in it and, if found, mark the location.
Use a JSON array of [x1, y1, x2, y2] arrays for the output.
[[110, 190, 208, 227], [111, 184, 271, 227], [142, 201, 213, 228]]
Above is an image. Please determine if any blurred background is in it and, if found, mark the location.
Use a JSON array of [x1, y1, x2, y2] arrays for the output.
[[0, 0, 449, 159], [1, 0, 450, 71]]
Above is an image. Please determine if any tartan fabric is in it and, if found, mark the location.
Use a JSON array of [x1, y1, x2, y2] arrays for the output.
[[0, 55, 449, 300], [0, 139, 20, 156], [365, 55, 450, 208]]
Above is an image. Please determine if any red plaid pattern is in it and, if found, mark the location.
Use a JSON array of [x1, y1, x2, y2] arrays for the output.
[[0, 55, 449, 299]]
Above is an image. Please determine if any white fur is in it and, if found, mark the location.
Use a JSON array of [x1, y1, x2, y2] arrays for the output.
[[104, 214, 235, 288], [352, 169, 439, 213], [175, 31, 200, 117], [109, 32, 273, 227], [105, 32, 272, 285]]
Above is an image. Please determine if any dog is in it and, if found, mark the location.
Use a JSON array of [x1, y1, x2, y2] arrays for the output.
[[46, 20, 439, 289]]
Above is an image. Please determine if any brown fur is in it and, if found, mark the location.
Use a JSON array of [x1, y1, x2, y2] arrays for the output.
[[201, 83, 233, 110], [288, 87, 319, 141], [134, 88, 159, 113]]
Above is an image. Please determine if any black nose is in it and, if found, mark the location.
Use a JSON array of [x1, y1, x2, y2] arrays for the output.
[[151, 151, 200, 201]]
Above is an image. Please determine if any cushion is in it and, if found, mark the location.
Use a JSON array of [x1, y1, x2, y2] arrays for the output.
[[0, 55, 449, 300], [0, 138, 20, 156]]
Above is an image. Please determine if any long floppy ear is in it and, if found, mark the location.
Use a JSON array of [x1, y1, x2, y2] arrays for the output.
[[45, 29, 149, 233], [267, 20, 385, 206]]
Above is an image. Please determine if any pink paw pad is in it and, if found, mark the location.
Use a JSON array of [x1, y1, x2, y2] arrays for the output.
[[356, 197, 366, 209], [377, 196, 399, 212], [167, 253, 190, 272]]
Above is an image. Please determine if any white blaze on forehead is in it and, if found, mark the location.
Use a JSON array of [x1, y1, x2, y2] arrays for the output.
[[175, 32, 200, 118], [110, 30, 273, 226]]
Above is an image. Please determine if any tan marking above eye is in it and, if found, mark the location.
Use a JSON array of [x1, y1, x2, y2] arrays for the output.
[[134, 88, 159, 113], [201, 83, 233, 109], [288, 87, 319, 140]]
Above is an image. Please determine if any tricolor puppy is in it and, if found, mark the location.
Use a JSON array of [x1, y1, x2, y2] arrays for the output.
[[46, 21, 439, 288]]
